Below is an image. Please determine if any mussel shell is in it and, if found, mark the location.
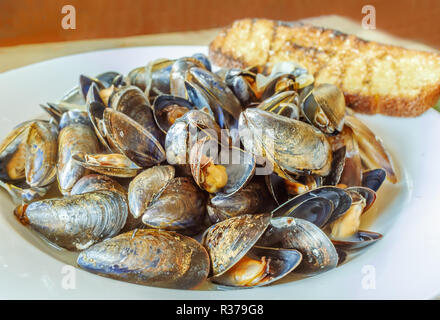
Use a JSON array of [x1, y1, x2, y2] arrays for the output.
[[272, 186, 352, 224], [108, 85, 163, 142], [14, 191, 128, 251], [279, 196, 334, 228], [72, 153, 141, 178], [57, 112, 100, 195], [77, 229, 210, 289], [239, 108, 332, 176], [265, 173, 289, 206], [331, 230, 383, 250], [0, 180, 49, 205], [103, 108, 166, 167], [207, 180, 273, 223], [323, 146, 346, 186], [70, 174, 126, 196], [170, 57, 206, 98], [39, 103, 63, 124], [152, 94, 195, 133], [25, 121, 58, 187], [257, 217, 338, 275], [145, 58, 174, 98], [79, 72, 121, 101], [211, 246, 302, 288], [257, 91, 299, 119], [87, 101, 112, 152], [165, 110, 222, 168], [128, 165, 175, 219], [0, 121, 33, 181], [80, 74, 105, 101], [362, 168, 386, 192], [202, 213, 272, 276], [300, 83, 345, 134], [85, 82, 105, 105], [70, 174, 143, 232], [191, 53, 212, 71], [189, 137, 256, 196], [186, 67, 242, 131], [345, 114, 397, 183], [345, 186, 376, 213], [141, 177, 206, 234]]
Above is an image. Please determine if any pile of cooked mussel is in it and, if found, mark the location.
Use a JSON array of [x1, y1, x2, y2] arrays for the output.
[[0, 54, 397, 290]]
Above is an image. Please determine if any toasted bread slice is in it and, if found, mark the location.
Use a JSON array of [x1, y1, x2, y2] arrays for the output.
[[209, 18, 440, 117]]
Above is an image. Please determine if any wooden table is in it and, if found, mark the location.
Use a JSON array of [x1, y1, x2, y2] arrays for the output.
[[0, 15, 439, 299]]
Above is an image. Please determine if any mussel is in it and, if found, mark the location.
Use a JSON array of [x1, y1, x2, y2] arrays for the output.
[[25, 121, 58, 188], [57, 111, 100, 195], [239, 108, 332, 177], [257, 217, 339, 275], [141, 177, 206, 235], [103, 108, 166, 167], [14, 191, 128, 251], [299, 83, 346, 135], [77, 229, 210, 289]]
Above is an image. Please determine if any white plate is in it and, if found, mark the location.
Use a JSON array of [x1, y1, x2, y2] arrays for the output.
[[0, 46, 439, 300]]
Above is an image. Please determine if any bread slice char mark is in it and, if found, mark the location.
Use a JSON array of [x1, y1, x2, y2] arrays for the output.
[[209, 18, 440, 117]]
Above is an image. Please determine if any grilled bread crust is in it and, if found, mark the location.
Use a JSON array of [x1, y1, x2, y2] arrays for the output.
[[209, 18, 440, 117]]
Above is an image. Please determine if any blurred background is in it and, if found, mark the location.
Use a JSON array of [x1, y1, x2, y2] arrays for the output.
[[1, 0, 439, 48]]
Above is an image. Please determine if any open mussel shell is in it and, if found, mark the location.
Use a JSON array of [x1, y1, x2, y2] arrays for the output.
[[265, 173, 289, 206], [14, 191, 128, 251], [362, 168, 386, 192], [186, 67, 242, 131], [0, 180, 49, 205], [272, 186, 352, 224], [331, 230, 383, 250], [165, 110, 223, 173], [87, 100, 114, 152], [39, 103, 63, 124], [257, 217, 338, 275], [239, 108, 332, 177], [103, 108, 166, 168], [345, 114, 397, 184], [25, 121, 58, 188], [169, 57, 206, 99], [80, 72, 121, 101], [77, 229, 210, 289], [144, 58, 174, 99], [274, 196, 334, 228], [72, 153, 141, 178], [323, 146, 346, 186], [345, 186, 376, 212], [108, 85, 164, 142], [191, 53, 211, 71], [224, 69, 259, 107], [299, 83, 346, 135], [128, 165, 175, 219], [207, 180, 274, 223], [257, 91, 300, 120], [86, 82, 105, 105], [152, 94, 195, 133], [0, 120, 34, 181], [202, 213, 272, 277], [211, 246, 302, 288], [141, 177, 206, 235], [190, 136, 256, 196]]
